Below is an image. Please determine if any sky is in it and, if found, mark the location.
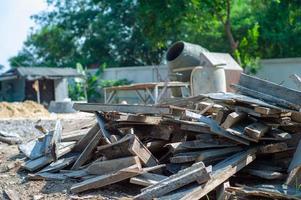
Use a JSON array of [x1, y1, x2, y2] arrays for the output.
[[0, 0, 47, 71]]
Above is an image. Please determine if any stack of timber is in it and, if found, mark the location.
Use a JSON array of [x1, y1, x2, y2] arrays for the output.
[[19, 73, 301, 199]]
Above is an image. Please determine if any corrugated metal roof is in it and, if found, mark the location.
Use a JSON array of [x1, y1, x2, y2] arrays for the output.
[[0, 67, 83, 79]]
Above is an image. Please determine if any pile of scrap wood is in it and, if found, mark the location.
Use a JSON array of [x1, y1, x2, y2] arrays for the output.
[[19, 73, 301, 199]]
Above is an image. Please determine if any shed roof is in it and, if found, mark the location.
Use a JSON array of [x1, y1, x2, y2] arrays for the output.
[[0, 67, 83, 80]]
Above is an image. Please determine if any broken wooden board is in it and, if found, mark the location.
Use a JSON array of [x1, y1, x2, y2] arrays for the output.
[[73, 103, 172, 115], [96, 134, 158, 167], [221, 112, 247, 129], [244, 122, 269, 140], [118, 114, 162, 125], [73, 124, 99, 152], [50, 120, 63, 161], [134, 161, 210, 200], [23, 142, 76, 172], [19, 138, 46, 160], [286, 166, 301, 186], [71, 129, 103, 170], [184, 110, 250, 145], [86, 156, 141, 175], [130, 173, 167, 187], [288, 139, 301, 172], [178, 148, 257, 200]]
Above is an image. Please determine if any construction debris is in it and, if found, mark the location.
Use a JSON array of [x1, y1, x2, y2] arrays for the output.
[[18, 73, 301, 199]]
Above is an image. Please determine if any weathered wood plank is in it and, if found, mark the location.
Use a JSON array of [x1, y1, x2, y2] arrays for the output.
[[71, 130, 103, 170], [244, 122, 269, 140], [97, 134, 158, 167], [86, 156, 141, 175], [130, 173, 167, 187], [73, 103, 172, 114], [245, 169, 284, 180], [184, 110, 250, 145], [221, 112, 246, 129], [134, 161, 210, 200], [179, 148, 257, 200], [73, 124, 99, 152], [95, 112, 112, 144]]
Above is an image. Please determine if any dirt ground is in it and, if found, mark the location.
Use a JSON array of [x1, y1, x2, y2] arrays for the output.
[[0, 112, 140, 200]]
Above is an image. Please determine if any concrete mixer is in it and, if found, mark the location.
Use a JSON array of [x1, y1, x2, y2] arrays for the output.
[[166, 41, 243, 96]]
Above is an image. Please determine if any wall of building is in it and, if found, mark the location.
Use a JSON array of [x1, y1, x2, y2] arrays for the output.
[[0, 78, 25, 102], [257, 58, 301, 90], [54, 78, 69, 101]]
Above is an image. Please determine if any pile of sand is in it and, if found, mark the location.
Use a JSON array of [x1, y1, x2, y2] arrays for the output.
[[0, 101, 50, 118]]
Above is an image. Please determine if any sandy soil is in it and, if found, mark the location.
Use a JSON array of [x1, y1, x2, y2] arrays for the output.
[[0, 112, 140, 200]]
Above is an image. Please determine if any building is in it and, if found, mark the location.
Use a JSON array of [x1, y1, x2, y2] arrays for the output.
[[0, 67, 83, 105]]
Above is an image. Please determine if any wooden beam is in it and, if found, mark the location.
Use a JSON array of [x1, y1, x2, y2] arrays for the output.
[[97, 134, 158, 167], [73, 103, 172, 115], [130, 173, 167, 187], [86, 156, 141, 175], [179, 148, 256, 200], [95, 112, 112, 144], [244, 122, 269, 140], [221, 112, 246, 129], [184, 110, 250, 145], [71, 130, 103, 170], [134, 161, 210, 200], [73, 124, 99, 152]]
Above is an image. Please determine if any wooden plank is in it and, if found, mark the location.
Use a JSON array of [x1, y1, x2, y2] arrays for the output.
[[73, 103, 172, 115], [221, 112, 247, 129], [118, 115, 162, 125], [71, 130, 102, 170], [73, 124, 99, 152], [258, 142, 288, 154], [50, 120, 63, 160], [245, 169, 284, 180], [244, 122, 269, 140], [180, 123, 211, 133], [165, 140, 236, 154], [134, 161, 210, 200], [61, 128, 89, 142], [23, 142, 76, 172], [70, 164, 165, 194], [232, 84, 300, 110], [130, 173, 167, 187], [184, 110, 250, 145], [179, 148, 257, 200], [86, 156, 141, 175], [288, 139, 301, 172], [286, 166, 301, 186], [238, 73, 301, 108], [97, 134, 158, 167], [170, 147, 242, 163], [39, 154, 78, 173], [19, 138, 46, 160], [71, 164, 142, 193], [254, 106, 281, 115]]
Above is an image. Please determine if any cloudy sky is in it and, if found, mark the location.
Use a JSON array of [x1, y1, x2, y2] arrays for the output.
[[0, 0, 47, 70]]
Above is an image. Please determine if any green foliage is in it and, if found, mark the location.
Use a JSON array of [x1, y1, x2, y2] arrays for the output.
[[68, 63, 131, 102], [9, 0, 301, 73]]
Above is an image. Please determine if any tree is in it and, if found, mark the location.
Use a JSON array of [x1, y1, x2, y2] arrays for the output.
[[9, 0, 301, 73]]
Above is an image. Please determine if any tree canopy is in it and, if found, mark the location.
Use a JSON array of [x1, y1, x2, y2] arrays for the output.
[[9, 0, 301, 72]]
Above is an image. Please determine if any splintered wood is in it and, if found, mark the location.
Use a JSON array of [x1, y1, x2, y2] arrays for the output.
[[19, 73, 301, 199]]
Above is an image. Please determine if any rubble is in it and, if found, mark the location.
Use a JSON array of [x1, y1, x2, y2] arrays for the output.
[[17, 73, 301, 199]]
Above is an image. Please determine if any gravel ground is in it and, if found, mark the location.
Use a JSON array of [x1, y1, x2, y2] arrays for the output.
[[0, 112, 139, 200]]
